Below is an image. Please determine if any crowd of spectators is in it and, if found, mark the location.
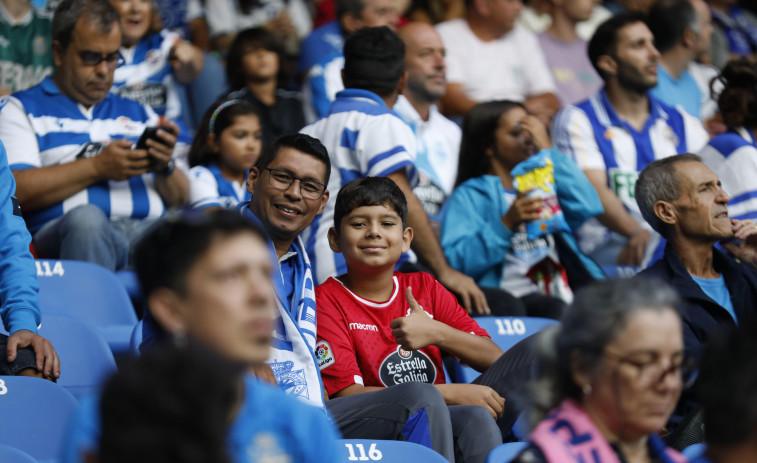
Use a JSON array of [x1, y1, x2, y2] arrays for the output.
[[2, 0, 757, 461]]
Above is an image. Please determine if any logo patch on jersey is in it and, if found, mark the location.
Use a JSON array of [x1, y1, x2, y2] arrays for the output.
[[0, 96, 8, 110], [11, 196, 22, 217], [316, 340, 334, 370], [379, 346, 437, 386], [34, 36, 48, 55]]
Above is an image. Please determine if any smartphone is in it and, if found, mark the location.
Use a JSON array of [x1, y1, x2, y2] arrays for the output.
[[135, 125, 174, 151]]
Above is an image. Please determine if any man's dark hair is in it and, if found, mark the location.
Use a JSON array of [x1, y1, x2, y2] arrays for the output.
[[333, 176, 408, 230], [713, 58, 757, 129], [134, 210, 268, 299], [588, 11, 648, 79], [342, 26, 405, 98], [256, 133, 332, 186], [226, 27, 284, 90], [52, 0, 121, 50], [99, 344, 244, 463], [336, 0, 366, 22], [646, 0, 698, 54], [698, 319, 757, 447]]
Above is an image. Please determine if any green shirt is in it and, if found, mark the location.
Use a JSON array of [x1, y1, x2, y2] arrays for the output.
[[0, 5, 53, 93]]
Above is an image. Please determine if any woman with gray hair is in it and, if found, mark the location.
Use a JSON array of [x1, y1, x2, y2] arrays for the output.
[[512, 278, 693, 463]]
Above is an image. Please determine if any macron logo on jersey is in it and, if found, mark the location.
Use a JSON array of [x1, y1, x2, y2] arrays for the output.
[[349, 322, 379, 332]]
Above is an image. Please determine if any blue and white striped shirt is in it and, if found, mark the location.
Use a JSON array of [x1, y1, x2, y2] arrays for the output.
[[188, 163, 250, 210], [300, 89, 417, 283], [0, 77, 165, 232], [552, 89, 708, 261], [700, 127, 757, 222]]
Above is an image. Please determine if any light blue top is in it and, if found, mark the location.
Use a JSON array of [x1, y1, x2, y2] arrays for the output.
[[651, 66, 702, 119], [692, 274, 737, 323]]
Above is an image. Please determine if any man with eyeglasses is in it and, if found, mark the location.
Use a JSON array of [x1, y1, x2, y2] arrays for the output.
[[230, 132, 461, 460], [0, 0, 188, 271]]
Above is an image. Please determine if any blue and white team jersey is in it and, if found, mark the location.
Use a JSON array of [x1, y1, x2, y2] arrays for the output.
[[393, 95, 461, 224], [552, 89, 708, 262], [113, 30, 192, 145], [188, 163, 251, 210], [700, 127, 757, 221], [300, 88, 418, 283], [0, 77, 164, 232]]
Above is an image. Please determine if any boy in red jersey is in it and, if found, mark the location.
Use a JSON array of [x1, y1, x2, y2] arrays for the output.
[[316, 176, 533, 462]]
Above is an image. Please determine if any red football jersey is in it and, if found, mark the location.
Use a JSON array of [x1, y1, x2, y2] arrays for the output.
[[315, 271, 489, 396]]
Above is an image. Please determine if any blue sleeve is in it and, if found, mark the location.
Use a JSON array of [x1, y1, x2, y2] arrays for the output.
[[550, 147, 604, 232], [0, 140, 41, 334], [440, 179, 513, 283], [300, 401, 342, 463], [59, 395, 100, 463]]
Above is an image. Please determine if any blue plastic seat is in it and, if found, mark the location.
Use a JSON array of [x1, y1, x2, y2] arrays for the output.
[[39, 315, 118, 399], [0, 376, 78, 463], [338, 439, 447, 463], [36, 259, 138, 354], [453, 316, 559, 383], [0, 444, 39, 463], [682, 442, 706, 459], [486, 442, 529, 463]]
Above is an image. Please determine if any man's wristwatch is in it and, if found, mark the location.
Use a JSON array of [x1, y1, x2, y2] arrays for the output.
[[155, 158, 176, 177]]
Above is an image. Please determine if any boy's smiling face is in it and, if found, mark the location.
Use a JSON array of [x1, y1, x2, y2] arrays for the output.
[[328, 203, 413, 272]]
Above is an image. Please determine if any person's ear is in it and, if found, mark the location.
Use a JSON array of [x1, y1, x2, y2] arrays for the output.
[[341, 13, 362, 35], [682, 28, 697, 49], [402, 226, 413, 253], [654, 200, 678, 226], [569, 350, 593, 395], [317, 190, 330, 216], [596, 54, 617, 77], [52, 40, 65, 68], [207, 133, 219, 153], [396, 71, 408, 96], [327, 226, 342, 253], [147, 288, 189, 337], [246, 166, 260, 193]]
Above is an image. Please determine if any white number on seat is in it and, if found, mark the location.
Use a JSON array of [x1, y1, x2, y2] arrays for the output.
[[345, 443, 383, 461], [36, 261, 65, 277], [0, 379, 7, 395], [495, 318, 526, 336]]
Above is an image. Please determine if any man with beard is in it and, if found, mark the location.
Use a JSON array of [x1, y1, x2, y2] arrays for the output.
[[394, 22, 461, 238], [552, 12, 708, 268]]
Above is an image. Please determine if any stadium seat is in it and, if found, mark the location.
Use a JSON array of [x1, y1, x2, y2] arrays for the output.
[[453, 317, 559, 383], [36, 259, 138, 354], [0, 444, 39, 463], [338, 439, 447, 463], [486, 442, 528, 463], [681, 443, 706, 459], [38, 315, 118, 399], [0, 376, 78, 463]]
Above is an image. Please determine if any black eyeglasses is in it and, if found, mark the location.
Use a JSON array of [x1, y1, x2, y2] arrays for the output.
[[603, 350, 698, 389], [78, 50, 125, 69], [262, 167, 327, 200]]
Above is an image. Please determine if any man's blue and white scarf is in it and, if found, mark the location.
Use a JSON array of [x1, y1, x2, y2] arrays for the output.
[[239, 204, 325, 408]]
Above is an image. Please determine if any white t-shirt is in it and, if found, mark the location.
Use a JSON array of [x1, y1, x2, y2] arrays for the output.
[[435, 19, 556, 103]]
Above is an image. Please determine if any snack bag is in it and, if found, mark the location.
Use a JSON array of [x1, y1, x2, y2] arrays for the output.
[[512, 150, 570, 240]]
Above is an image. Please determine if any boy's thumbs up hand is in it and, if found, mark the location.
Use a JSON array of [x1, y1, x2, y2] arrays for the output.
[[390, 287, 437, 350]]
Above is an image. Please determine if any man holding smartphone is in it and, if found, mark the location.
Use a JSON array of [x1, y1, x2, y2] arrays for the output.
[[0, 0, 189, 271]]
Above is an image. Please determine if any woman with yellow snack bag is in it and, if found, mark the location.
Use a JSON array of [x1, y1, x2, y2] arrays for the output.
[[441, 101, 606, 318]]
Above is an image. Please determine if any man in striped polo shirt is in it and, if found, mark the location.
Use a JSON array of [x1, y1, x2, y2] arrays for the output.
[[552, 11, 709, 268], [0, 0, 188, 271]]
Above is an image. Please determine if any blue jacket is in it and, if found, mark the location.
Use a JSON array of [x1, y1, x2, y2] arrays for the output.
[[0, 140, 40, 334], [638, 245, 757, 359], [441, 148, 605, 290]]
